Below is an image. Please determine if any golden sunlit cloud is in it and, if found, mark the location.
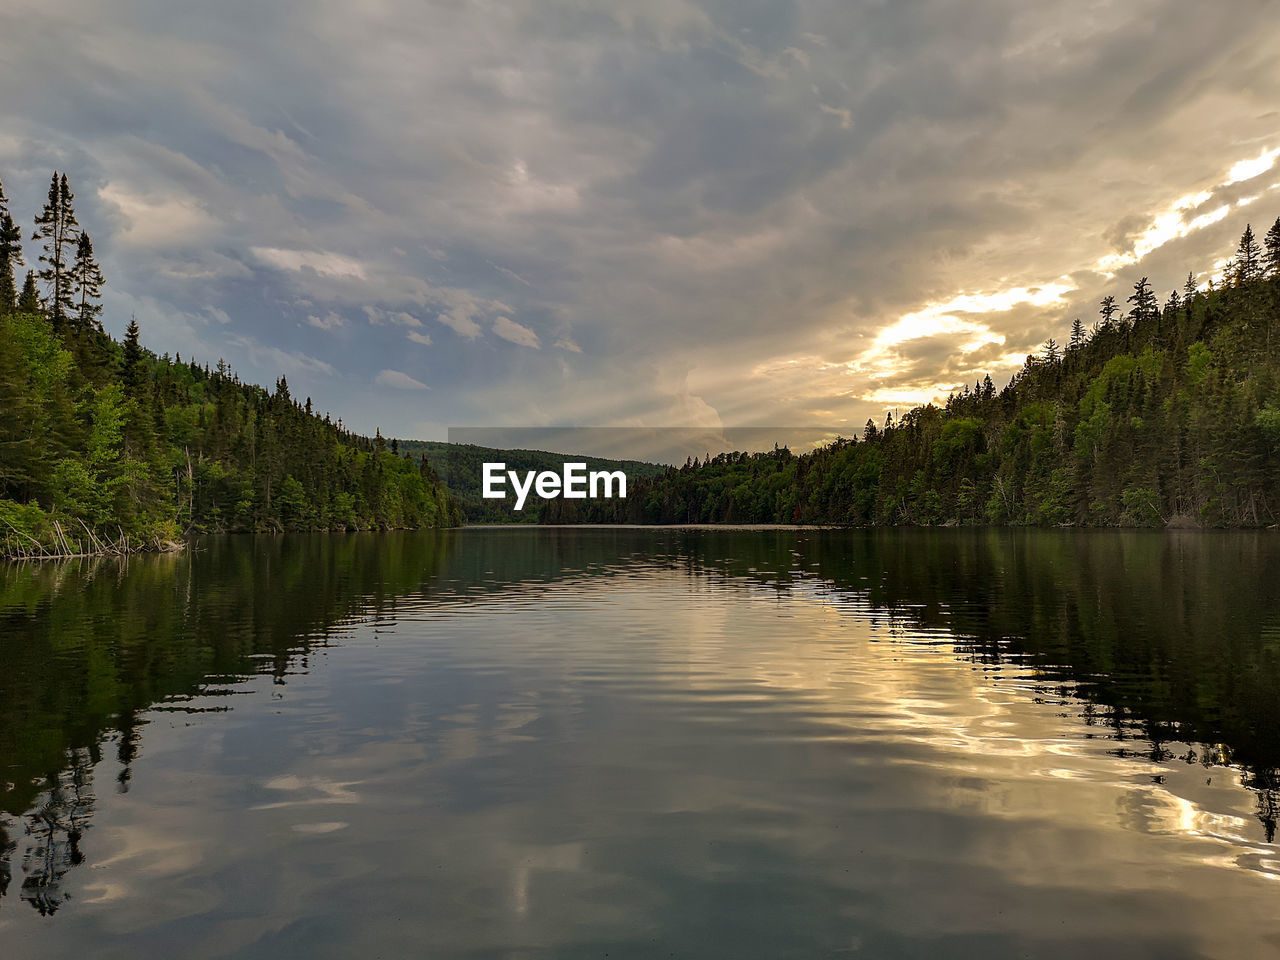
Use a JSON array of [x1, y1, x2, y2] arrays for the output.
[[833, 144, 1279, 417], [1224, 146, 1280, 186], [1095, 200, 1230, 275], [849, 283, 1074, 380], [1094, 145, 1279, 277]]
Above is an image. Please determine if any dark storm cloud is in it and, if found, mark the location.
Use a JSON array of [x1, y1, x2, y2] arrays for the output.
[[1, 0, 1278, 439]]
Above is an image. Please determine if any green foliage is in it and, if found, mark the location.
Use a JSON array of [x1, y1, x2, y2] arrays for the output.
[[1257, 403, 1280, 446], [0, 307, 460, 556], [32, 173, 79, 327], [1186, 342, 1213, 384], [0, 498, 51, 555], [3, 170, 462, 556]]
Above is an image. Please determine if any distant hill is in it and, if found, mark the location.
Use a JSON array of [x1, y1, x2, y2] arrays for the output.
[[398, 440, 665, 522]]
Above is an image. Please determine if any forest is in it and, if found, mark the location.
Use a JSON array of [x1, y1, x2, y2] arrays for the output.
[[0, 172, 460, 558], [4, 167, 1280, 545], [561, 220, 1280, 527]]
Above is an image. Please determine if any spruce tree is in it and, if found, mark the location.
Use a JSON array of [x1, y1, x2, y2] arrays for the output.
[[1264, 216, 1280, 279], [17, 269, 40, 313], [1099, 295, 1119, 327], [32, 172, 80, 327], [122, 317, 145, 394], [1069, 317, 1086, 349], [70, 231, 105, 332], [1232, 223, 1262, 285], [1126, 277, 1157, 325], [0, 178, 23, 314]]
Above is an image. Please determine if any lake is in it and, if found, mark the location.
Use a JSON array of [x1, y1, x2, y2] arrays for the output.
[[2, 527, 1279, 958]]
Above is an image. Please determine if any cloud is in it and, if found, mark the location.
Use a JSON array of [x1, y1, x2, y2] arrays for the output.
[[375, 369, 430, 390], [364, 307, 423, 328], [227, 336, 336, 377], [307, 312, 346, 330], [251, 247, 367, 279], [1224, 147, 1280, 186], [492, 316, 540, 348], [818, 103, 853, 129], [435, 304, 484, 339], [4, 0, 1280, 441], [99, 181, 218, 247]]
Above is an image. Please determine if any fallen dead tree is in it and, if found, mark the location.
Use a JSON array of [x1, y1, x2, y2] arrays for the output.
[[1, 519, 185, 561]]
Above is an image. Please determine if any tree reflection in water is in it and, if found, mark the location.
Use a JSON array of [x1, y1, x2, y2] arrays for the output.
[[1, 527, 1278, 913], [12, 749, 95, 915]]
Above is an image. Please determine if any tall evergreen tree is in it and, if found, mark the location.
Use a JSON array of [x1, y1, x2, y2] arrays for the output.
[[122, 317, 145, 394], [1232, 223, 1262, 285], [70, 231, 105, 332], [0, 178, 23, 314], [1069, 317, 1086, 349], [32, 173, 79, 328], [1099, 295, 1119, 327], [17, 270, 40, 313], [1264, 216, 1280, 279], [1126, 277, 1157, 326]]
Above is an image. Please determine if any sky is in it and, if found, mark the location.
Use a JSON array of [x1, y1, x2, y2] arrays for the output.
[[2, 0, 1279, 447]]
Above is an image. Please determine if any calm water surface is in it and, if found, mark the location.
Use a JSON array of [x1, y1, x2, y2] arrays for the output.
[[2, 528, 1279, 958]]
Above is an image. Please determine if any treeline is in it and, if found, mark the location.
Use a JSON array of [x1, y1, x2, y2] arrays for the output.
[[0, 172, 460, 557], [572, 220, 1280, 527]]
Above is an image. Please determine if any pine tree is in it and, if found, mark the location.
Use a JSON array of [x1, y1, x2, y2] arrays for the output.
[[1183, 272, 1198, 310], [1264, 216, 1280, 279], [70, 231, 105, 332], [0, 178, 23, 314], [1100, 295, 1119, 327], [1126, 277, 1157, 325], [1232, 223, 1262, 285], [1069, 317, 1086, 349], [32, 172, 80, 327], [122, 317, 145, 394], [17, 269, 40, 313]]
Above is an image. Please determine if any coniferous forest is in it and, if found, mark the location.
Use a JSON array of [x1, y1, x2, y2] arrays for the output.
[[0, 173, 460, 558], [4, 169, 1280, 548], [553, 221, 1280, 528]]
